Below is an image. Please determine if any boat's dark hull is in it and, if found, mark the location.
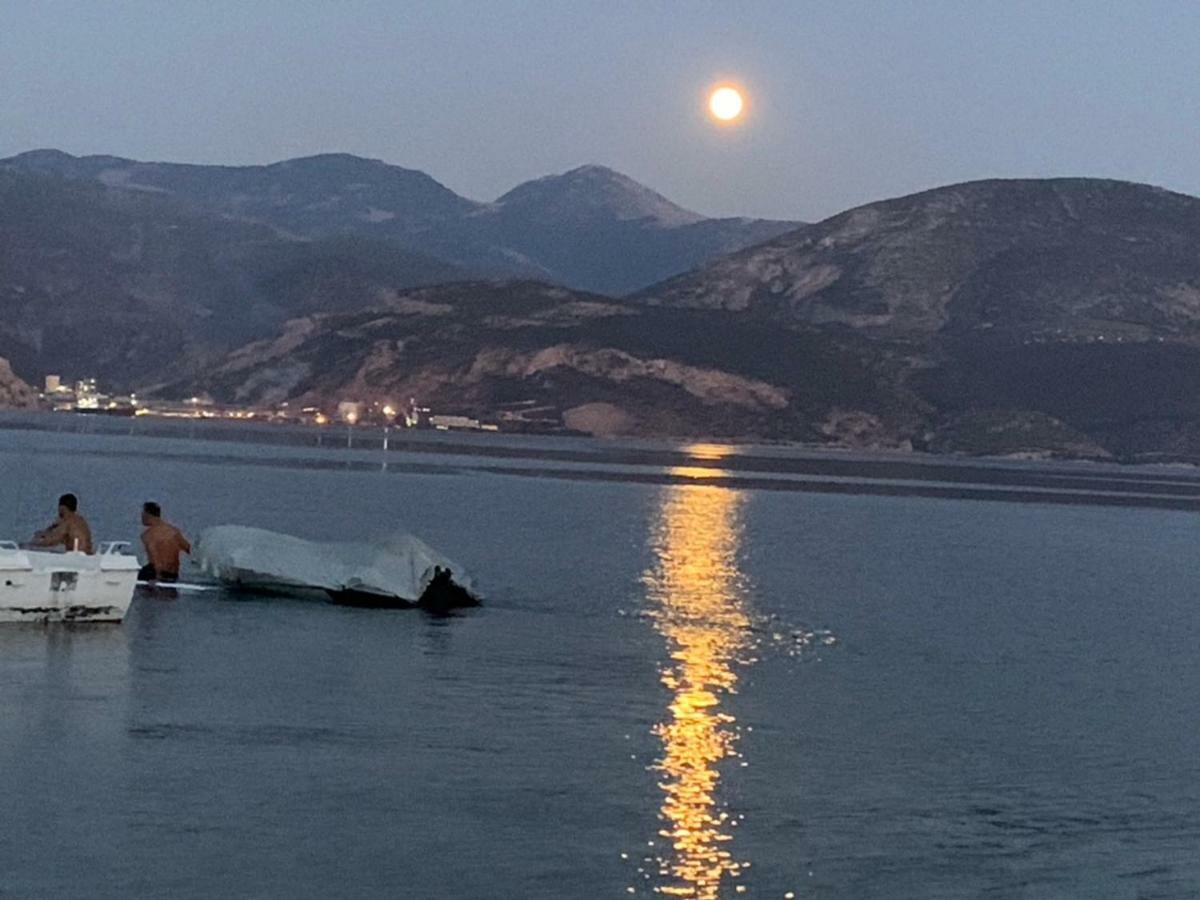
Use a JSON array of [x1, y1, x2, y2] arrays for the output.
[[325, 570, 480, 612], [325, 588, 416, 609]]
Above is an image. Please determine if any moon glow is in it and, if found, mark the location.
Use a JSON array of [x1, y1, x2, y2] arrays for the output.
[[708, 86, 745, 123]]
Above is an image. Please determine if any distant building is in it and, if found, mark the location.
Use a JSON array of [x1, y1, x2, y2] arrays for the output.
[[75, 378, 100, 410], [44, 374, 63, 394]]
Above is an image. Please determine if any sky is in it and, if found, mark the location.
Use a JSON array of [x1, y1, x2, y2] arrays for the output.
[[3, 0, 1200, 221]]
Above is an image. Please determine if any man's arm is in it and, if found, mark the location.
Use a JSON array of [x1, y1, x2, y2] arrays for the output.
[[176, 529, 192, 555], [31, 521, 66, 549]]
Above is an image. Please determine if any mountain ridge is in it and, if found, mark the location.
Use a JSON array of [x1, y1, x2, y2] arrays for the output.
[[639, 176, 1200, 335], [0, 169, 467, 386], [1, 149, 800, 295], [489, 164, 706, 227], [165, 175, 1200, 460], [635, 176, 1200, 457], [7, 163, 1200, 460]]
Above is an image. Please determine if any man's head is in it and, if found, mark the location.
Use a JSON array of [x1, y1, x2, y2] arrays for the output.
[[142, 501, 161, 526], [58, 493, 78, 515]]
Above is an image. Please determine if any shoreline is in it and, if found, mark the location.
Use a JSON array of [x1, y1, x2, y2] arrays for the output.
[[4, 411, 1200, 514], [2, 407, 1199, 472]]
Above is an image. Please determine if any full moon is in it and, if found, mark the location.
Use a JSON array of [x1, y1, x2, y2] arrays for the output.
[[708, 86, 744, 122]]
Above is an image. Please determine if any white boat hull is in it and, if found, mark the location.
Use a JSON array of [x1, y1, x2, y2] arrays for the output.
[[0, 543, 139, 624]]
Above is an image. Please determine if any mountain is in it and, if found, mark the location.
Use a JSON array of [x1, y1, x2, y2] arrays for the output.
[[1, 151, 800, 295], [490, 164, 707, 227], [0, 169, 464, 386], [5, 149, 475, 236], [466, 165, 797, 294], [178, 281, 895, 441], [641, 178, 1200, 458], [641, 177, 1200, 335], [9, 159, 1200, 458]]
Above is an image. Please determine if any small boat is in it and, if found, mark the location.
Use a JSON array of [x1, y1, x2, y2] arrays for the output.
[[0, 541, 140, 624], [195, 526, 480, 611]]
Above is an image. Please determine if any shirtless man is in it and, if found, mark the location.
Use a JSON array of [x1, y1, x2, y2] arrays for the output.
[[139, 501, 191, 582], [31, 493, 94, 554]]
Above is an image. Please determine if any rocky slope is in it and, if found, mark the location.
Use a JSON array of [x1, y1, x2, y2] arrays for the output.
[[9, 163, 1200, 459], [464, 165, 795, 295], [182, 281, 902, 441], [6, 149, 476, 235], [0, 357, 36, 408], [639, 178, 1200, 459], [0, 170, 463, 387], [1, 151, 799, 295], [643, 178, 1200, 337]]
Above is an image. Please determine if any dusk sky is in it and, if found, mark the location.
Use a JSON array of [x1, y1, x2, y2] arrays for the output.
[[4, 0, 1199, 221]]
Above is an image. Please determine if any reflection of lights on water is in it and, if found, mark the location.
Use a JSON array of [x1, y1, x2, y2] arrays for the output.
[[670, 443, 739, 481], [684, 442, 736, 462], [642, 483, 752, 899], [669, 465, 729, 481]]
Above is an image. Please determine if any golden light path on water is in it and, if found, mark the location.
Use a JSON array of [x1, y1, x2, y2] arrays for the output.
[[642, 467, 753, 898]]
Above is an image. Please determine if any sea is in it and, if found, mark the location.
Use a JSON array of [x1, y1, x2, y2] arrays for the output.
[[2, 412, 1199, 899]]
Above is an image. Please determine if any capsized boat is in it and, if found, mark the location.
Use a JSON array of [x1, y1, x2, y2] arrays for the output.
[[0, 541, 140, 624], [194, 526, 480, 611]]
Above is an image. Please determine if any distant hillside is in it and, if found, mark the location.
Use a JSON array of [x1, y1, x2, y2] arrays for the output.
[[643, 177, 1200, 337], [5, 149, 475, 234], [1, 151, 800, 295], [490, 164, 706, 227], [641, 178, 1200, 458], [177, 281, 898, 441], [10, 159, 1200, 460], [467, 165, 797, 295], [0, 170, 463, 386]]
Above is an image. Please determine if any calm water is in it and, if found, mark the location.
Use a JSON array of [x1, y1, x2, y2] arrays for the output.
[[2, 425, 1200, 898]]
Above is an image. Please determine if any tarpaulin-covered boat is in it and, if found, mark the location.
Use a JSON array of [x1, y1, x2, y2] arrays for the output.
[[194, 526, 479, 611]]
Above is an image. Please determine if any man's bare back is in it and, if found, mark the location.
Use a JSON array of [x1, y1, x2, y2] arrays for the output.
[[141, 503, 191, 579]]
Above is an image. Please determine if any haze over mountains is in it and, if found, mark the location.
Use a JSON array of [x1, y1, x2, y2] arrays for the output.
[[2, 150, 796, 295], [4, 150, 1200, 461]]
